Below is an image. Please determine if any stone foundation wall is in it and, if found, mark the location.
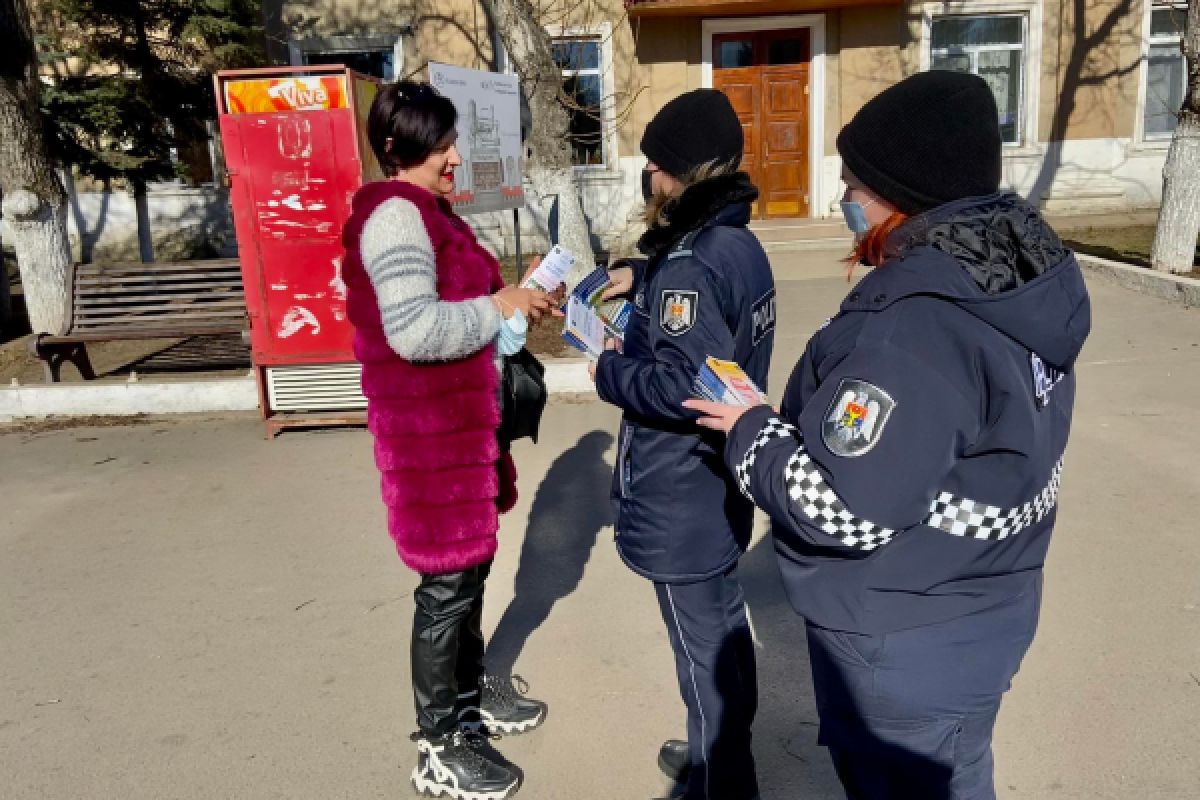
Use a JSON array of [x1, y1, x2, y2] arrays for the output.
[[63, 185, 237, 263]]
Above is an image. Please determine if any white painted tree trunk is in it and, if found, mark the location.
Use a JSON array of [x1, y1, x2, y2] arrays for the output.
[[0, 0, 71, 334], [487, 0, 597, 285], [1, 191, 71, 333], [1152, 115, 1200, 273], [527, 166, 594, 279], [1151, 1, 1200, 274]]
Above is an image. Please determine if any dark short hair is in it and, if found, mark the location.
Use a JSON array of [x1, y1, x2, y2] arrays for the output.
[[367, 81, 458, 176]]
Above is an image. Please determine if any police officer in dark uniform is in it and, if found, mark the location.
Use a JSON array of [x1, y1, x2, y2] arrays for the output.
[[686, 72, 1091, 800], [589, 89, 775, 800]]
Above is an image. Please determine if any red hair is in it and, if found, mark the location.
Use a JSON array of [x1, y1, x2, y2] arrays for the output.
[[846, 211, 909, 279]]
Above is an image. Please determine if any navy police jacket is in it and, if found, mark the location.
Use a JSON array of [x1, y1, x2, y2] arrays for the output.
[[725, 193, 1091, 633], [596, 176, 776, 583]]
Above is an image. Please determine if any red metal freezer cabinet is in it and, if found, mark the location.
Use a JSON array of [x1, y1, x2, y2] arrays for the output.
[[215, 66, 383, 437]]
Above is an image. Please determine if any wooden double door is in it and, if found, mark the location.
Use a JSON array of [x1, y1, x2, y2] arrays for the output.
[[712, 29, 811, 219]]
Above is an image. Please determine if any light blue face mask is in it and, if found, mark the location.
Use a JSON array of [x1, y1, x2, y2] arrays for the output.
[[496, 308, 528, 356], [839, 199, 874, 236]]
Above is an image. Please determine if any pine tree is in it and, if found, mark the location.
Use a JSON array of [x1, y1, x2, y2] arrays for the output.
[[37, 0, 264, 259]]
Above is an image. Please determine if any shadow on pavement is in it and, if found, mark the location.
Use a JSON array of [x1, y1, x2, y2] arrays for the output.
[[738, 535, 846, 799], [486, 430, 615, 677]]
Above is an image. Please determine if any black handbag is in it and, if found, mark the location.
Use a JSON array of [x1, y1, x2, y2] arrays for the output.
[[498, 347, 548, 449]]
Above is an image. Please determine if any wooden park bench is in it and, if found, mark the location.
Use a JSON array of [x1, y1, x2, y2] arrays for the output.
[[29, 258, 247, 382]]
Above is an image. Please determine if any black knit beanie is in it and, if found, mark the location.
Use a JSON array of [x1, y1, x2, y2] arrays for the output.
[[837, 71, 1003, 215], [641, 89, 744, 178]]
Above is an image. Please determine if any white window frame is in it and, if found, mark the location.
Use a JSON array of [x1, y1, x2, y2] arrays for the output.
[[549, 24, 618, 172], [288, 35, 406, 81], [919, 1, 1042, 153], [1137, 2, 1189, 144]]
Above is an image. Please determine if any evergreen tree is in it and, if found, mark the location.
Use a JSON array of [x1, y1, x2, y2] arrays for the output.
[[36, 0, 263, 254]]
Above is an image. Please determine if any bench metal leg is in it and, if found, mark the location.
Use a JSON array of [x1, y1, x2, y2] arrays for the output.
[[29, 335, 97, 383]]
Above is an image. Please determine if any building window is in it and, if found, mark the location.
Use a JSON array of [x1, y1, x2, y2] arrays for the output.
[[930, 15, 1027, 145], [302, 49, 394, 80], [1144, 4, 1188, 138], [552, 35, 608, 167], [290, 35, 403, 81]]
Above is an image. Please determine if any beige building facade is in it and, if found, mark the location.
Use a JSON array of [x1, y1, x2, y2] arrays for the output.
[[265, 0, 1191, 253]]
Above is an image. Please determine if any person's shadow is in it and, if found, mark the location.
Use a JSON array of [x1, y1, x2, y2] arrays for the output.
[[735, 531, 846, 799], [486, 430, 615, 677]]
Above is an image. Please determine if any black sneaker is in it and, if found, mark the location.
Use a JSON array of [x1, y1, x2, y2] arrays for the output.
[[410, 731, 518, 799], [458, 674, 546, 736]]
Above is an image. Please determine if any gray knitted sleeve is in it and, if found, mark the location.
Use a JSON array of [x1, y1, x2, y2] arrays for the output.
[[359, 197, 503, 362]]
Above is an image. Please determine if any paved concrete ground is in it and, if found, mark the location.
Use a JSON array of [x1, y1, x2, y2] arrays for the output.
[[2, 250, 1198, 799]]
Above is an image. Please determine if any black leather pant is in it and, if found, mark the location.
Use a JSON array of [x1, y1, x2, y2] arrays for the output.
[[411, 560, 492, 736]]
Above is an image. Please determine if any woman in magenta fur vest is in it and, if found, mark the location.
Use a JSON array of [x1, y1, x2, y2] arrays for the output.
[[342, 80, 556, 800]]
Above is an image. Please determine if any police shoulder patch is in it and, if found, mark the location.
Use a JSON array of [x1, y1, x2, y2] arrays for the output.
[[660, 289, 698, 336], [1030, 352, 1064, 409], [822, 378, 896, 458]]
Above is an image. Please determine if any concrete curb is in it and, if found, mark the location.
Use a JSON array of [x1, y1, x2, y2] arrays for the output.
[[0, 376, 260, 421], [762, 236, 851, 254], [542, 358, 598, 395], [0, 359, 597, 421], [1076, 253, 1200, 307]]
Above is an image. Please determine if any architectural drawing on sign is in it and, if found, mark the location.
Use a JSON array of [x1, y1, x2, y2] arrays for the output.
[[466, 99, 504, 196]]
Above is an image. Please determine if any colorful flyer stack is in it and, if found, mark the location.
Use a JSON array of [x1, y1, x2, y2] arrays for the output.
[[561, 266, 632, 358], [692, 357, 768, 406], [562, 295, 608, 358], [571, 267, 632, 339]]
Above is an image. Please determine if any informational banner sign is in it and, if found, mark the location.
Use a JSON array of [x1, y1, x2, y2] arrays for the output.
[[428, 62, 524, 214]]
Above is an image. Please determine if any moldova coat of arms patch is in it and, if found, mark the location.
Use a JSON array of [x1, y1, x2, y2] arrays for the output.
[[822, 378, 896, 457], [660, 290, 698, 336]]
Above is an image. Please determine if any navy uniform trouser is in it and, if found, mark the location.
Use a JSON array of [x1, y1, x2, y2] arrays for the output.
[[653, 567, 760, 800], [805, 576, 1042, 800]]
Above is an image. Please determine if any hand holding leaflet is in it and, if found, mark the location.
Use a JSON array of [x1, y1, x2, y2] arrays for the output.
[[522, 245, 576, 293], [561, 266, 632, 357], [691, 357, 768, 406], [684, 357, 768, 434]]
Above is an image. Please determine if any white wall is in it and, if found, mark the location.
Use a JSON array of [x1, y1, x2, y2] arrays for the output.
[[66, 185, 237, 263], [1, 184, 236, 264], [1005, 138, 1167, 212]]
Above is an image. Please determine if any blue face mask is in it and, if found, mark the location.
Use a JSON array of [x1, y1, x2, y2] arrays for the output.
[[496, 309, 528, 356], [840, 200, 873, 235]]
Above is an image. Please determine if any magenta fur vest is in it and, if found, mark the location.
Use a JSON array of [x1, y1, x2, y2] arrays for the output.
[[342, 180, 516, 574]]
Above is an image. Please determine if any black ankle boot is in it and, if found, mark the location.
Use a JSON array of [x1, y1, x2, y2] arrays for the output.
[[658, 738, 690, 784], [458, 674, 546, 736]]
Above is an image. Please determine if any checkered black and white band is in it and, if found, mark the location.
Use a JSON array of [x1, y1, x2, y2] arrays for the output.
[[735, 417, 897, 550], [925, 459, 1064, 541], [735, 416, 1064, 552]]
